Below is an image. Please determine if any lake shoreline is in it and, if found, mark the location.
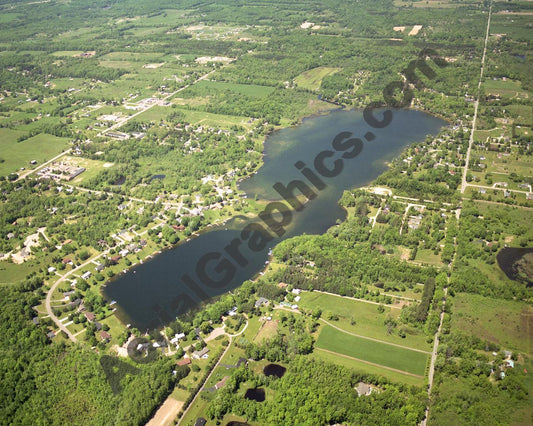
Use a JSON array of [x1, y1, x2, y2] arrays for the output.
[[103, 109, 448, 330]]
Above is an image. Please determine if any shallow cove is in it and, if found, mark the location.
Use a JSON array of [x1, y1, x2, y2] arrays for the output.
[[103, 109, 447, 330]]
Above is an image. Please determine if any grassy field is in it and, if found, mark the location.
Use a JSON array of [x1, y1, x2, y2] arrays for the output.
[[0, 261, 40, 285], [451, 292, 532, 354], [471, 148, 533, 179], [316, 325, 428, 376], [51, 51, 84, 57], [170, 108, 253, 129], [0, 130, 70, 176], [192, 80, 275, 98], [294, 67, 341, 91], [310, 347, 425, 387], [415, 248, 444, 266], [297, 291, 431, 351]]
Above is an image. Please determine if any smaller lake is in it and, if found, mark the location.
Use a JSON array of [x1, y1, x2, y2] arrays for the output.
[[497, 247, 533, 286], [263, 363, 286, 378], [150, 174, 166, 181], [244, 387, 265, 402]]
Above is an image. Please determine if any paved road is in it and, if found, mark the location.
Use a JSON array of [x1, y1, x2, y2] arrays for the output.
[[461, 3, 492, 193]]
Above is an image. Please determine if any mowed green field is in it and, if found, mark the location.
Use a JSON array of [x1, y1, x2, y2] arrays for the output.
[[316, 325, 428, 376], [451, 292, 533, 354], [0, 130, 70, 176], [310, 348, 424, 387], [297, 291, 430, 351], [294, 67, 341, 91]]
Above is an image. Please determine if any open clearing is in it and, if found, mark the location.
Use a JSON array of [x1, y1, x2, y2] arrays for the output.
[[146, 397, 183, 426], [254, 318, 278, 343], [316, 325, 428, 376], [294, 67, 341, 91], [0, 129, 70, 176], [192, 80, 275, 98], [451, 292, 533, 354]]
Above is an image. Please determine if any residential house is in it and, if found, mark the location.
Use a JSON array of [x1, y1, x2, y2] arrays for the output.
[[192, 347, 209, 359], [215, 376, 230, 390], [255, 297, 269, 308], [176, 358, 191, 367], [84, 312, 96, 322]]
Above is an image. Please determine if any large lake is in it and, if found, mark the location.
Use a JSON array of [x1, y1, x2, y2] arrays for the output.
[[103, 109, 447, 330]]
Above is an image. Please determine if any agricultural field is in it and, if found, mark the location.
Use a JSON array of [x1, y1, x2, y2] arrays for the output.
[[315, 325, 428, 377]]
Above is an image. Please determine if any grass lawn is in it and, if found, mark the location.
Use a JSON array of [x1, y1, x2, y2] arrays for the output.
[[298, 292, 430, 351], [294, 67, 342, 91], [316, 325, 428, 376], [451, 292, 532, 355], [0, 130, 70, 176]]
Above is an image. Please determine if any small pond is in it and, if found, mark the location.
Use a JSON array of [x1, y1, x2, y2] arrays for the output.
[[226, 422, 250, 426], [263, 363, 286, 378], [244, 387, 265, 402], [150, 174, 166, 181], [112, 175, 126, 186], [497, 247, 533, 286]]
